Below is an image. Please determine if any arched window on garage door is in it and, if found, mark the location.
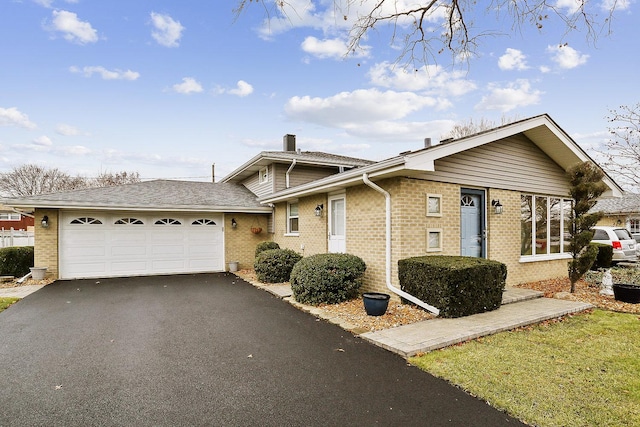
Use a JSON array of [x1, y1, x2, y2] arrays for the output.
[[154, 218, 181, 225], [191, 219, 216, 225], [114, 218, 144, 225], [70, 217, 102, 225]]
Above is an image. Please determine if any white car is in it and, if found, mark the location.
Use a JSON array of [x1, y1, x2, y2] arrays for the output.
[[591, 226, 638, 263]]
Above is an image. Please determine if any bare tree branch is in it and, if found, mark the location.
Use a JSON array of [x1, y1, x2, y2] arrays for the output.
[[235, 0, 618, 67]]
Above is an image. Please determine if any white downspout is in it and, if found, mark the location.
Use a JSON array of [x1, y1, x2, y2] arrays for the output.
[[285, 159, 297, 188], [362, 173, 440, 316]]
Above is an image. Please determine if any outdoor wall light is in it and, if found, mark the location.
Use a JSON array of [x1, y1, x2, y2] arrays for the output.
[[41, 215, 49, 228], [314, 204, 324, 217], [491, 200, 503, 215], [231, 218, 237, 228]]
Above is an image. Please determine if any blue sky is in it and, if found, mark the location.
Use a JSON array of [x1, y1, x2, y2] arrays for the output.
[[0, 0, 637, 183]]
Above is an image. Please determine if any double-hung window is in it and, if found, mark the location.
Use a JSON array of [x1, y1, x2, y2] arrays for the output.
[[287, 202, 299, 234]]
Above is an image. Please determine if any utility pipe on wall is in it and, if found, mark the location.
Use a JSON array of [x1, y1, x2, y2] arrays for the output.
[[362, 173, 440, 316]]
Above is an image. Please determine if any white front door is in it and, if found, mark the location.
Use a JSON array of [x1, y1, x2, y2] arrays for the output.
[[328, 195, 346, 253]]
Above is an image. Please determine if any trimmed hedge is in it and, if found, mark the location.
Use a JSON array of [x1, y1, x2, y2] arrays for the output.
[[591, 242, 613, 270], [290, 253, 366, 305], [0, 246, 34, 277], [254, 248, 302, 283], [398, 255, 506, 318], [255, 241, 280, 258]]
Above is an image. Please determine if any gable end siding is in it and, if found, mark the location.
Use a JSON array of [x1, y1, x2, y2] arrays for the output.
[[425, 135, 570, 196]]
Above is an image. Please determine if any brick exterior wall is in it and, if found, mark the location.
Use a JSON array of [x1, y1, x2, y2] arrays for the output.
[[270, 177, 571, 299], [272, 195, 327, 257], [224, 213, 272, 270], [34, 208, 58, 279]]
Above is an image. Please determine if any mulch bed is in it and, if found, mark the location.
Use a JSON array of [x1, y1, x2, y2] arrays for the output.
[[515, 277, 640, 314]]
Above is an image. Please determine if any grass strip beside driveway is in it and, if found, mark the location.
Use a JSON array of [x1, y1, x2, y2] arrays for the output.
[[0, 297, 19, 313], [410, 309, 640, 427]]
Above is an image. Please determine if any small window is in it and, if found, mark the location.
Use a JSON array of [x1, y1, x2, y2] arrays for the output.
[[287, 202, 299, 234], [426, 194, 442, 217], [70, 217, 102, 225], [154, 218, 181, 225], [630, 219, 640, 234], [259, 166, 269, 184], [426, 228, 443, 252], [192, 219, 216, 226], [592, 229, 609, 240], [115, 218, 144, 225], [0, 213, 21, 221]]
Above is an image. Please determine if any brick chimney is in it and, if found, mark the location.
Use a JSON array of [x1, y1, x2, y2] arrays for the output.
[[283, 134, 296, 152]]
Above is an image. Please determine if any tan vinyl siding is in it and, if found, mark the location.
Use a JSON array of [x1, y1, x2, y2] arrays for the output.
[[273, 163, 339, 192], [424, 135, 570, 196], [242, 166, 273, 198]]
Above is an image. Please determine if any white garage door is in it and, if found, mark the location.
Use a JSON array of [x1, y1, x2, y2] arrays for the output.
[[60, 211, 225, 279]]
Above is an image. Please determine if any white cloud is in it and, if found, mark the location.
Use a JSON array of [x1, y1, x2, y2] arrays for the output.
[[172, 77, 203, 94], [0, 107, 37, 129], [227, 80, 254, 97], [301, 36, 370, 59], [475, 79, 543, 112], [55, 123, 81, 136], [498, 48, 529, 71], [601, 0, 631, 10], [69, 65, 140, 80], [32, 135, 53, 146], [547, 45, 589, 69], [58, 145, 91, 156], [150, 12, 184, 48], [284, 88, 439, 127], [47, 10, 98, 44], [368, 62, 476, 97], [33, 0, 54, 7]]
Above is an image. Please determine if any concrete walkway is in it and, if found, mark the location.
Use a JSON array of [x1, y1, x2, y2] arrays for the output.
[[0, 284, 47, 299], [253, 281, 593, 358]]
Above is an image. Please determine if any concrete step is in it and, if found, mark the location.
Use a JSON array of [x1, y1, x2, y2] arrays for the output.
[[360, 297, 593, 358], [502, 287, 542, 304]]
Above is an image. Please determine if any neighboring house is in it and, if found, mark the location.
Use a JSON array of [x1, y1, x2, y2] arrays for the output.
[[0, 204, 34, 230], [2, 115, 623, 299], [593, 194, 640, 241]]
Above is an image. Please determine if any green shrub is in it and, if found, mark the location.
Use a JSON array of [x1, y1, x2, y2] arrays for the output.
[[254, 248, 302, 283], [591, 243, 613, 270], [290, 253, 366, 305], [398, 255, 506, 318], [255, 241, 280, 258], [0, 246, 34, 277]]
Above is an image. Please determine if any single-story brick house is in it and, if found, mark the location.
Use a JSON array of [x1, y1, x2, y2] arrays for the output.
[[3, 114, 623, 303]]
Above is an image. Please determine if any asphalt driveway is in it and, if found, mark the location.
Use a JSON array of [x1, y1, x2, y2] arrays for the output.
[[0, 273, 524, 426]]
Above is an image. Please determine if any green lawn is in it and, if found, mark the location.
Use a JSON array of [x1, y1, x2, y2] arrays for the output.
[[0, 297, 19, 313], [410, 309, 640, 427]]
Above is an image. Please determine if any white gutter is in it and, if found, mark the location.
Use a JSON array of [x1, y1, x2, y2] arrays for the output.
[[285, 159, 297, 189], [362, 173, 440, 316]]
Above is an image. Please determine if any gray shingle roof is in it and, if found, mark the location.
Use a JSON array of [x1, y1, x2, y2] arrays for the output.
[[257, 151, 374, 167], [2, 180, 268, 212], [593, 194, 640, 214]]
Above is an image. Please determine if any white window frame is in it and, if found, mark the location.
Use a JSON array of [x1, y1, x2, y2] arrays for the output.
[[520, 194, 573, 263], [259, 166, 269, 184], [629, 218, 640, 234], [0, 213, 21, 221], [286, 201, 299, 236], [426, 194, 442, 217], [426, 228, 443, 252]]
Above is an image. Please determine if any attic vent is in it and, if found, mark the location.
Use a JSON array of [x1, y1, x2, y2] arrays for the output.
[[283, 134, 296, 152], [424, 138, 432, 148]]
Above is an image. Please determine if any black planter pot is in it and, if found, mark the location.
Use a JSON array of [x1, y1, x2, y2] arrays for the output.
[[363, 292, 390, 316], [612, 283, 640, 304]]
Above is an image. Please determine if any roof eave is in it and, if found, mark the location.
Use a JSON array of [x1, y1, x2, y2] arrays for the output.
[[3, 201, 271, 213]]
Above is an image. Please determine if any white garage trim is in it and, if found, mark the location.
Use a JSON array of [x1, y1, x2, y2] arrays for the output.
[[60, 211, 225, 279]]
